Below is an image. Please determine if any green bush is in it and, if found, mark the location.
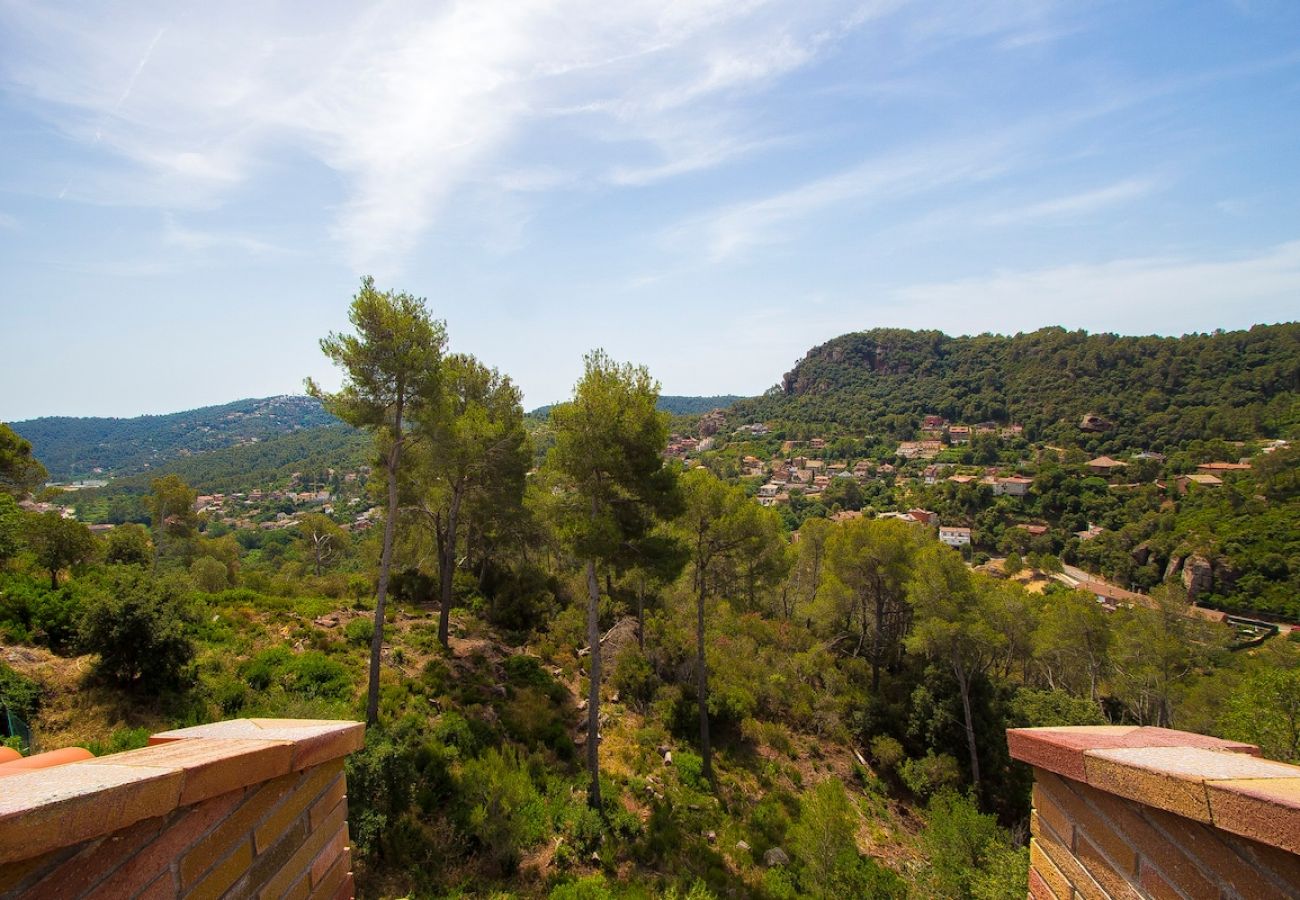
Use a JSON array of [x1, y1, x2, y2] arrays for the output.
[[79, 569, 196, 690], [0, 661, 41, 721], [458, 745, 548, 873], [922, 791, 1024, 899], [869, 735, 906, 775], [899, 752, 961, 799], [344, 616, 374, 646], [548, 875, 614, 900], [674, 750, 706, 791], [30, 584, 83, 654], [612, 648, 659, 711], [283, 652, 351, 701]]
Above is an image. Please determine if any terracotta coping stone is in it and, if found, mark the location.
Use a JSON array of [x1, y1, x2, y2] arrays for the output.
[[1006, 726, 1258, 782], [149, 718, 364, 771], [0, 748, 20, 764], [1008, 725, 1300, 857], [0, 718, 362, 867]]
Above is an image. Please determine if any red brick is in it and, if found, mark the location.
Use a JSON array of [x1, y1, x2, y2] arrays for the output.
[[188, 835, 253, 900], [254, 760, 343, 853], [87, 786, 245, 899], [256, 795, 346, 899], [137, 869, 178, 900], [1027, 865, 1061, 900], [310, 853, 348, 900], [1074, 833, 1141, 900], [310, 823, 348, 888], [1039, 774, 1139, 874], [1137, 864, 1181, 900], [178, 769, 306, 888], [27, 812, 164, 897], [1034, 821, 1108, 900], [1144, 805, 1294, 900], [309, 775, 346, 831], [0, 845, 75, 894], [332, 871, 354, 900]]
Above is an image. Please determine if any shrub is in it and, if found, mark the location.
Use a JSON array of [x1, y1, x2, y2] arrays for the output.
[[190, 557, 229, 593], [283, 652, 351, 701], [0, 661, 41, 721], [458, 745, 547, 873], [674, 750, 706, 791], [611, 647, 658, 710], [344, 616, 374, 646], [899, 752, 961, 799], [922, 791, 1022, 898], [79, 569, 195, 690], [30, 584, 83, 654], [549, 875, 614, 900], [869, 735, 906, 774]]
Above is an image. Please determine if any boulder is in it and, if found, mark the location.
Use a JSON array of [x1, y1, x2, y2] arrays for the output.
[[764, 847, 790, 867], [736, 840, 751, 852]]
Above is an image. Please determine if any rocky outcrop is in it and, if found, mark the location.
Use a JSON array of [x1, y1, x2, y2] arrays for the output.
[[1181, 554, 1214, 600], [1080, 413, 1114, 433]]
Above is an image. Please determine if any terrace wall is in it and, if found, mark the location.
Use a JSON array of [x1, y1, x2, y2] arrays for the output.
[[1008, 725, 1300, 899], [0, 718, 363, 899]]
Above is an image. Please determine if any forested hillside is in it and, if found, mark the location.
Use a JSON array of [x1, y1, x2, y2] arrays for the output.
[[732, 325, 1300, 447], [12, 395, 339, 479], [530, 395, 743, 419]]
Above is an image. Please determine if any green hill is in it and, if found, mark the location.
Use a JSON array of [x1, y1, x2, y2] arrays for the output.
[[730, 325, 1300, 448], [529, 395, 744, 420], [11, 396, 340, 479]]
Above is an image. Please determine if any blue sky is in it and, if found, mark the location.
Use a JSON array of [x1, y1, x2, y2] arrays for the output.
[[2, 1, 1299, 420]]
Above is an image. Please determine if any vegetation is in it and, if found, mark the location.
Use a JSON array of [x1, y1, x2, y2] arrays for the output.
[[734, 325, 1300, 447], [10, 395, 338, 479], [3, 315, 1299, 897]]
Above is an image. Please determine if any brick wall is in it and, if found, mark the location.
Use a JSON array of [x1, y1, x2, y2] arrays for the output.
[[0, 718, 363, 899], [1008, 725, 1300, 899]]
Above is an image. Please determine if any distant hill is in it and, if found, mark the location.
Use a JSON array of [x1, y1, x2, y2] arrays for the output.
[[529, 395, 745, 420], [730, 325, 1300, 448], [11, 396, 340, 480]]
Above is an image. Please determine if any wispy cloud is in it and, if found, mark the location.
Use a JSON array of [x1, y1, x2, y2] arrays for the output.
[[666, 132, 1018, 261], [0, 212, 18, 230], [161, 214, 286, 257], [0, 0, 1104, 271], [981, 177, 1158, 226]]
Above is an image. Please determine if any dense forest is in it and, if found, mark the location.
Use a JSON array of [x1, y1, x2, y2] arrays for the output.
[[11, 395, 340, 479], [731, 325, 1300, 447]]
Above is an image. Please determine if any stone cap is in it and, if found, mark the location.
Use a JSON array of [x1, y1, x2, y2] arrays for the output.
[[1009, 725, 1300, 855], [0, 718, 362, 866]]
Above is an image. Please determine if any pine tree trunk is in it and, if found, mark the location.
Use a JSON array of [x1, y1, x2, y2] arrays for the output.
[[585, 557, 603, 810], [367, 438, 402, 726], [697, 564, 713, 785], [955, 660, 981, 796], [437, 488, 462, 648]]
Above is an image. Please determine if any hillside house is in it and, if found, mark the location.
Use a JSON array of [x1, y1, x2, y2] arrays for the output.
[[922, 415, 946, 428], [1087, 456, 1127, 475], [993, 475, 1033, 497], [808, 438, 826, 450], [947, 425, 971, 444], [1015, 523, 1050, 537], [909, 508, 937, 525], [1197, 461, 1251, 473], [938, 525, 972, 547]]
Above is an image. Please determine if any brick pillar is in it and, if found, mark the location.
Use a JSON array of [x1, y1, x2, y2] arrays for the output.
[[0, 718, 363, 899], [1008, 725, 1300, 899]]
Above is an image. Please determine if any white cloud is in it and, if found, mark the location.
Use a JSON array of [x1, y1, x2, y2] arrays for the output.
[[0, 0, 875, 270], [0, 0, 1088, 271]]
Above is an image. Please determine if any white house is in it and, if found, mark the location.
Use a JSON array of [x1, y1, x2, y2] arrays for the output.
[[938, 525, 972, 547]]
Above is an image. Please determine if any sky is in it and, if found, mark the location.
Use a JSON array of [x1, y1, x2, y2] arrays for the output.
[[1, 1, 1299, 420]]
